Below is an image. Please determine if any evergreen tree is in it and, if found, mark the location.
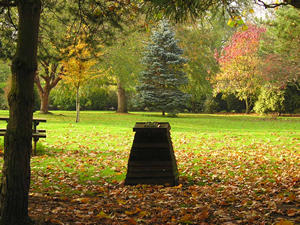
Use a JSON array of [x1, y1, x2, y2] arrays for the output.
[[137, 20, 188, 116]]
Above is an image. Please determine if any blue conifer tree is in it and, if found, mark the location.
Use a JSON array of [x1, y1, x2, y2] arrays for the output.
[[137, 20, 189, 116]]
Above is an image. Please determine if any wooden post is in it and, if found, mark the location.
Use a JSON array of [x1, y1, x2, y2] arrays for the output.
[[125, 122, 179, 186]]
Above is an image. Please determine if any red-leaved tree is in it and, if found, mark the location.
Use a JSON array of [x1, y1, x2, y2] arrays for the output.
[[212, 25, 265, 113]]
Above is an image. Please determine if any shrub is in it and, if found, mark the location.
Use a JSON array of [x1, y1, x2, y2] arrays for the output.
[[254, 84, 285, 114]]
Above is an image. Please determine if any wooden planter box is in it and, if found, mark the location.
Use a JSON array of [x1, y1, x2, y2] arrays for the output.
[[125, 122, 179, 186]]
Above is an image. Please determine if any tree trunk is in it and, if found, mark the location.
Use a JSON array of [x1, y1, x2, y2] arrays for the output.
[[40, 91, 50, 114], [117, 82, 128, 113], [76, 87, 80, 123], [245, 97, 249, 114], [35, 79, 50, 114], [0, 1, 41, 225]]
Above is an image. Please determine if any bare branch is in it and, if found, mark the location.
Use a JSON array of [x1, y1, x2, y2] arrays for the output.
[[7, 4, 18, 30], [254, 0, 288, 9]]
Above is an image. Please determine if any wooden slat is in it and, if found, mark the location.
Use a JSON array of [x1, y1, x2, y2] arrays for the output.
[[132, 143, 170, 148], [128, 161, 173, 167], [127, 166, 174, 171], [0, 129, 46, 133], [36, 129, 46, 133], [126, 172, 175, 178], [0, 117, 46, 123], [127, 167, 173, 172], [32, 133, 46, 138], [0, 132, 46, 138]]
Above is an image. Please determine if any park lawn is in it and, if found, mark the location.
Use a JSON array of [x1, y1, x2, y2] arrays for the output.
[[0, 110, 299, 224]]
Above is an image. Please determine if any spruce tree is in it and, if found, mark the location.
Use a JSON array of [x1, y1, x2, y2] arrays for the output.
[[137, 19, 188, 116]]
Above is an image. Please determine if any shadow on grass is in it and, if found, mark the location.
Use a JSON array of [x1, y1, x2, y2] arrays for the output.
[[34, 143, 65, 157]]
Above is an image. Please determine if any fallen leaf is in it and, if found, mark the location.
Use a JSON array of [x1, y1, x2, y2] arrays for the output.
[[275, 219, 294, 225], [96, 210, 110, 219]]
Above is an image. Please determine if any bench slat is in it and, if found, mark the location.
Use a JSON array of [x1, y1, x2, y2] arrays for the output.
[[0, 132, 46, 138]]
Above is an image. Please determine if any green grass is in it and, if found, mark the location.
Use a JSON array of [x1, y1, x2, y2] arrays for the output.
[[0, 110, 299, 223], [0, 110, 298, 188]]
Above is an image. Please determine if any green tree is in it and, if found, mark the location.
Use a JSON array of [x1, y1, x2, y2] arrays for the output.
[[137, 20, 188, 116], [34, 1, 70, 114], [101, 29, 147, 113], [259, 6, 300, 90], [176, 13, 234, 112]]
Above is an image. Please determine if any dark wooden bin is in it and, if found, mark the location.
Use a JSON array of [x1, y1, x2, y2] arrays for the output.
[[125, 122, 179, 186]]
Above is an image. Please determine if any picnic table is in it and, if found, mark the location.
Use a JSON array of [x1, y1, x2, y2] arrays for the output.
[[0, 117, 46, 155]]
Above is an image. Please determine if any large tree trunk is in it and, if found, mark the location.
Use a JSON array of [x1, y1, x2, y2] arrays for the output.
[[117, 81, 128, 113], [40, 91, 50, 114], [76, 86, 80, 123], [0, 1, 41, 225]]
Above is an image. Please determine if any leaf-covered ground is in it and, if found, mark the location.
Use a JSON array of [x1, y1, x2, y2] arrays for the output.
[[0, 111, 299, 224]]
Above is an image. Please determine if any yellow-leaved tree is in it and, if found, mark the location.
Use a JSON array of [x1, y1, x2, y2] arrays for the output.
[[61, 37, 103, 122]]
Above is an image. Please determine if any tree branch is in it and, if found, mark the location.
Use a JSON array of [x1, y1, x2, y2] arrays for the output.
[[50, 76, 62, 89], [7, 3, 18, 30], [254, 0, 288, 8], [34, 73, 44, 95]]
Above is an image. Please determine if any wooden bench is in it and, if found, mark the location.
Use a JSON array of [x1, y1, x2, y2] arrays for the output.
[[0, 117, 47, 155]]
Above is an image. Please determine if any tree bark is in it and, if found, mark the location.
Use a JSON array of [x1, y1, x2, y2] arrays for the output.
[[40, 91, 50, 113], [0, 1, 41, 225], [117, 81, 128, 113], [76, 86, 80, 123], [245, 97, 249, 114]]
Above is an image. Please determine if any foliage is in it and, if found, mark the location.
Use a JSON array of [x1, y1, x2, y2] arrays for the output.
[[50, 83, 117, 111], [0, 61, 9, 109], [176, 12, 235, 112], [259, 6, 300, 90], [102, 30, 145, 89], [0, 90, 7, 110], [100, 28, 147, 112], [50, 84, 76, 110], [61, 38, 99, 90], [212, 24, 265, 113], [203, 95, 223, 113], [137, 20, 189, 115], [0, 111, 298, 224], [0, 61, 9, 82], [254, 84, 285, 114], [0, 7, 17, 60], [142, 0, 253, 22]]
